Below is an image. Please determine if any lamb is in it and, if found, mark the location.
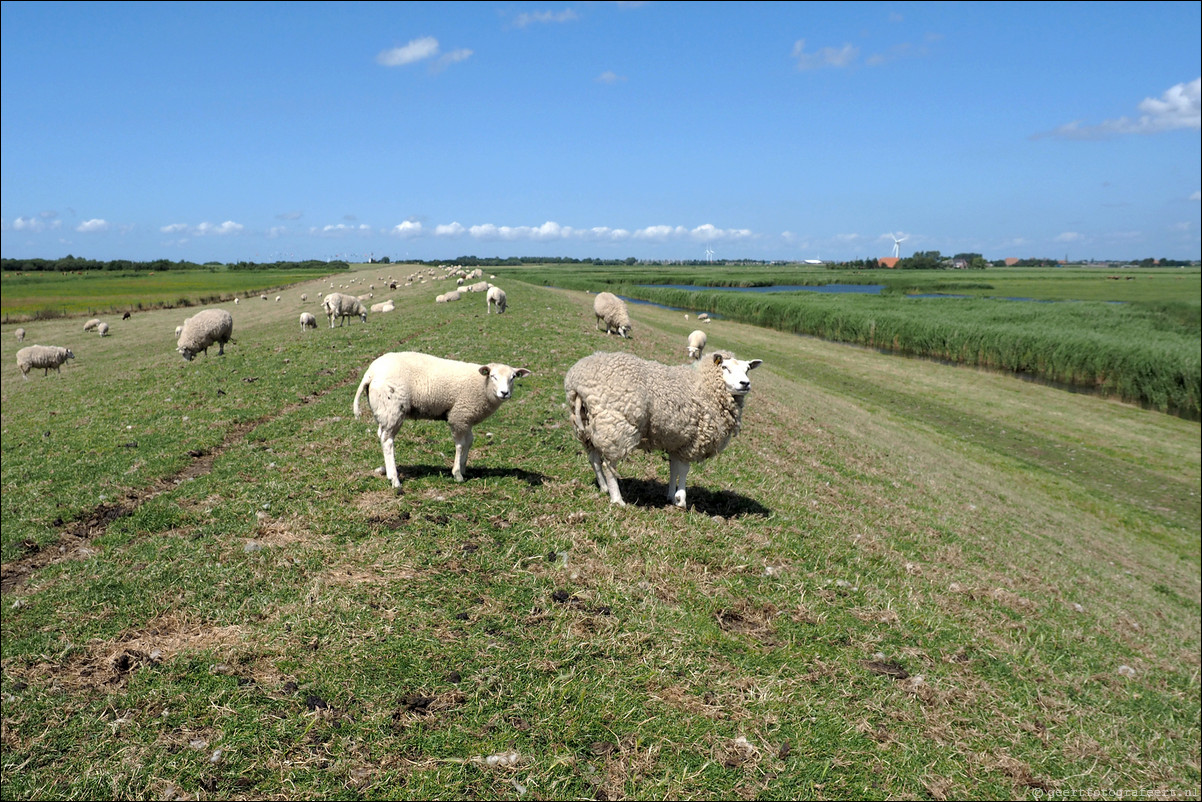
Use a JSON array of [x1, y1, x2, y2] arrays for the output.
[[16, 345, 75, 379], [321, 292, 368, 327], [300, 312, 318, 330], [352, 351, 532, 489], [83, 318, 102, 332], [176, 308, 234, 361], [593, 292, 632, 338], [97, 322, 110, 337], [15, 328, 25, 342], [486, 286, 507, 314], [687, 330, 707, 360], [564, 350, 762, 508]]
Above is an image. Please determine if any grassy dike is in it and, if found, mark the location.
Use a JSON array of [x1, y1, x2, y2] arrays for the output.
[[1, 265, 1199, 800]]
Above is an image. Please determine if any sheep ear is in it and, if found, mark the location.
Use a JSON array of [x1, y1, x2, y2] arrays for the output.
[[515, 368, 531, 378], [479, 365, 491, 377], [711, 353, 724, 366], [748, 359, 763, 370]]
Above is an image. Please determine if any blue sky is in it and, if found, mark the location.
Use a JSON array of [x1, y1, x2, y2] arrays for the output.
[[2, 1, 1199, 264]]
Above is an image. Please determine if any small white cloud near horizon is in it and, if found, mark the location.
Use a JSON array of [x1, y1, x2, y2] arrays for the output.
[[194, 221, 243, 236], [792, 39, 859, 70], [13, 215, 62, 233], [597, 71, 625, 84], [76, 219, 110, 233], [1055, 231, 1084, 243], [391, 221, 424, 237], [1038, 77, 1201, 140]]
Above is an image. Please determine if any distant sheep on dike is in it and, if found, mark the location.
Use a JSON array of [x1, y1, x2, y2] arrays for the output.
[[564, 350, 762, 508], [16, 345, 75, 379], [486, 286, 507, 314], [352, 351, 531, 489], [83, 318, 102, 332], [176, 308, 234, 361], [593, 292, 632, 338], [300, 312, 318, 330], [15, 327, 26, 341], [687, 330, 707, 360]]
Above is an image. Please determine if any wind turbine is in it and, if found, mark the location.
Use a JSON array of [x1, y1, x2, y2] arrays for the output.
[[890, 233, 908, 259], [704, 247, 715, 263]]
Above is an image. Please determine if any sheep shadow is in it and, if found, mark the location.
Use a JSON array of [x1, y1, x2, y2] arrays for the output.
[[617, 479, 772, 518], [387, 463, 548, 488]]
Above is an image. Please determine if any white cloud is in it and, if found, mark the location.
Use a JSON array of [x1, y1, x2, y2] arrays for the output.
[[792, 39, 859, 70], [13, 215, 61, 232], [434, 222, 466, 237], [1189, 190, 1201, 202], [194, 221, 243, 235], [1055, 231, 1084, 243], [690, 223, 753, 242], [267, 226, 288, 238], [376, 37, 440, 67], [161, 223, 188, 233], [76, 219, 109, 233], [437, 49, 473, 69], [513, 9, 579, 28], [1039, 77, 1201, 140], [391, 221, 423, 237], [633, 225, 688, 241], [597, 71, 625, 84]]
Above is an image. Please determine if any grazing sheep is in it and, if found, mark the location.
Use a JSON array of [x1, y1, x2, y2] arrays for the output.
[[301, 293, 308, 302], [175, 324, 184, 338], [176, 308, 234, 361], [697, 312, 710, 323], [687, 330, 707, 360], [300, 312, 318, 330], [83, 318, 102, 332], [276, 295, 281, 302], [234, 297, 239, 304], [486, 286, 507, 314], [97, 322, 110, 337], [593, 292, 632, 338], [261, 294, 268, 301], [352, 351, 532, 488], [564, 350, 762, 508], [16, 345, 75, 379], [15, 328, 26, 342], [321, 292, 368, 327]]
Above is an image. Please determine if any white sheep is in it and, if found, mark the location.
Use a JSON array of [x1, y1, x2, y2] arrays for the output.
[[321, 292, 368, 327], [275, 295, 281, 302], [466, 281, 491, 293], [369, 300, 395, 313], [593, 292, 632, 338], [352, 351, 532, 488], [564, 350, 762, 508], [435, 290, 462, 303], [97, 322, 110, 337], [234, 297, 239, 304], [687, 330, 707, 360], [15, 327, 26, 342], [261, 294, 268, 301], [83, 318, 102, 332], [174, 324, 184, 338], [486, 286, 507, 314], [301, 293, 308, 302], [16, 345, 75, 379], [176, 308, 234, 361], [300, 312, 318, 330]]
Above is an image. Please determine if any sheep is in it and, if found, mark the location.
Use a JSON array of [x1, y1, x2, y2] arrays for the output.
[[300, 293, 308, 302], [687, 330, 707, 360], [83, 318, 102, 332], [564, 350, 762, 508], [435, 290, 461, 303], [234, 297, 239, 304], [176, 308, 234, 361], [15, 328, 26, 342], [16, 345, 75, 379], [300, 312, 318, 330], [275, 295, 281, 302], [175, 324, 184, 338], [321, 292, 368, 327], [261, 294, 268, 301], [122, 311, 131, 320], [369, 300, 394, 313], [593, 292, 632, 338], [352, 351, 531, 489], [97, 322, 110, 337], [486, 286, 507, 314], [466, 281, 491, 294]]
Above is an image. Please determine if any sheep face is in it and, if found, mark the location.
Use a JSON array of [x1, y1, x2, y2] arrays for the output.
[[480, 363, 532, 401], [715, 353, 762, 396]]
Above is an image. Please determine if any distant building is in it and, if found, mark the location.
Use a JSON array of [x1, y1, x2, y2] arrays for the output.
[[878, 257, 900, 268], [1004, 257, 1020, 266]]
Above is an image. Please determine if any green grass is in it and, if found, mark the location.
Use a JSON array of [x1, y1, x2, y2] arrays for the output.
[[1, 264, 1198, 800]]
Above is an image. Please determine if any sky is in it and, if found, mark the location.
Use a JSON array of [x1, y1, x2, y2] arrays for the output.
[[2, 1, 1199, 265]]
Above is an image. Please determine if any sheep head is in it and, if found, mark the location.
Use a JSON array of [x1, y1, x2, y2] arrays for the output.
[[479, 363, 532, 401], [712, 352, 762, 396]]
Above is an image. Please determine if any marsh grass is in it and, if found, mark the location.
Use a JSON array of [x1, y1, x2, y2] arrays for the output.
[[1, 265, 1198, 800]]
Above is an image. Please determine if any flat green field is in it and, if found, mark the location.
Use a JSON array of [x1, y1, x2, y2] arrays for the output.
[[1, 263, 1198, 800]]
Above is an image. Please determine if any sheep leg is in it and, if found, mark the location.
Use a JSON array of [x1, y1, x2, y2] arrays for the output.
[[451, 427, 473, 482], [586, 448, 608, 492], [668, 457, 690, 508], [379, 424, 402, 489], [589, 451, 625, 506]]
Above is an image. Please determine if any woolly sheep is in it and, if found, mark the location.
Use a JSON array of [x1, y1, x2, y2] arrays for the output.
[[16, 345, 75, 379], [593, 292, 632, 338], [175, 324, 184, 338], [300, 312, 318, 330], [321, 292, 368, 327], [83, 318, 102, 332], [486, 286, 507, 314], [301, 293, 308, 302], [15, 328, 26, 342], [261, 294, 268, 301], [97, 322, 110, 337], [352, 351, 532, 488], [687, 330, 707, 360], [466, 281, 491, 293], [564, 350, 762, 508], [176, 308, 234, 361], [435, 290, 462, 303], [369, 300, 395, 313]]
